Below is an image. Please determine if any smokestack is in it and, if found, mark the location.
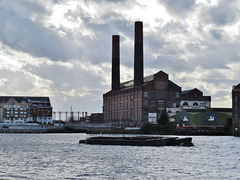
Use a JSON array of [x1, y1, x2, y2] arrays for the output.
[[112, 35, 120, 91], [134, 21, 143, 87]]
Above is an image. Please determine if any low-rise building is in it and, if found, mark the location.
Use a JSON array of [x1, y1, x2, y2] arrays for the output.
[[181, 88, 211, 109], [0, 96, 52, 124], [170, 108, 232, 135], [167, 88, 211, 116]]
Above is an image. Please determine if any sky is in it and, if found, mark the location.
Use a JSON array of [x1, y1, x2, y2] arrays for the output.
[[0, 0, 240, 113]]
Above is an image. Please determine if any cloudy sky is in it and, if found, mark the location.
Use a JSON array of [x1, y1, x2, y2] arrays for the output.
[[0, 0, 239, 113]]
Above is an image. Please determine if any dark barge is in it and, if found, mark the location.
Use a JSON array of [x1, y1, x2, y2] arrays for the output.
[[79, 136, 193, 146]]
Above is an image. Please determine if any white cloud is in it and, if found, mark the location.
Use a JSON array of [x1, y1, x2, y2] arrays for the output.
[[0, 0, 239, 113]]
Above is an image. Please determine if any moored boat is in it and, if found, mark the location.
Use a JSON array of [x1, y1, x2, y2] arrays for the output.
[[79, 136, 193, 146]]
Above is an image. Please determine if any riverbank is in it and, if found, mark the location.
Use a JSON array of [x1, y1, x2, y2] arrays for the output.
[[0, 122, 233, 136]]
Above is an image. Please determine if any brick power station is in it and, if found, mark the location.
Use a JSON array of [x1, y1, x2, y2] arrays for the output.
[[103, 21, 211, 128]]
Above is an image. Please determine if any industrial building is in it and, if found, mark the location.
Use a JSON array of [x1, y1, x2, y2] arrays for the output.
[[0, 96, 52, 124], [103, 21, 211, 128], [232, 84, 240, 136]]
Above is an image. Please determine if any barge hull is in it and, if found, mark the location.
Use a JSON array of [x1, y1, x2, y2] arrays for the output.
[[79, 136, 193, 146]]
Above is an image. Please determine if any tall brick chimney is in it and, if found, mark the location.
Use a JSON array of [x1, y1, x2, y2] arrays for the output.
[[112, 35, 120, 91], [134, 21, 143, 87]]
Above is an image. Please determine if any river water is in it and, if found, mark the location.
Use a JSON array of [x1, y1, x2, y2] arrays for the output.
[[0, 134, 240, 180]]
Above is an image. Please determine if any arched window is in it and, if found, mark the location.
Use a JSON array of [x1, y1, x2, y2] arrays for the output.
[[143, 100, 148, 107], [193, 102, 199, 106], [176, 102, 180, 108], [183, 102, 188, 106], [143, 91, 148, 98]]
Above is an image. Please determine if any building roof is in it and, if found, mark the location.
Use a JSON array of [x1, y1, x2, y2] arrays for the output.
[[181, 88, 211, 101], [181, 88, 201, 95], [233, 84, 240, 91], [120, 74, 153, 88], [0, 96, 50, 103], [104, 70, 181, 96]]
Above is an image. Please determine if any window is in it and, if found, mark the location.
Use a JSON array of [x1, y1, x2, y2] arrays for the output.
[[143, 100, 148, 107], [176, 102, 180, 108], [143, 111, 148, 120], [193, 102, 198, 106], [183, 102, 188, 106], [157, 100, 165, 108], [167, 101, 172, 108], [143, 91, 148, 98], [176, 92, 180, 99], [150, 100, 155, 107], [200, 103, 205, 107], [235, 96, 238, 103]]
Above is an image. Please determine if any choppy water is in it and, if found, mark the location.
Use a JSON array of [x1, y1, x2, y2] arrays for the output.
[[0, 134, 240, 180]]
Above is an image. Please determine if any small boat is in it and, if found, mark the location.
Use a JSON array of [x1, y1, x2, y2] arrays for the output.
[[79, 136, 193, 146]]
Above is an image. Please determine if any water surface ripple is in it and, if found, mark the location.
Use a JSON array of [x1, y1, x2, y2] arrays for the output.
[[0, 134, 240, 179]]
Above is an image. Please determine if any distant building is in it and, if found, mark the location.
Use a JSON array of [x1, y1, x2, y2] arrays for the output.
[[167, 88, 211, 116], [86, 113, 103, 123], [0, 96, 52, 124], [103, 21, 211, 128], [171, 108, 231, 127], [103, 70, 181, 127], [170, 108, 232, 135], [232, 84, 240, 136]]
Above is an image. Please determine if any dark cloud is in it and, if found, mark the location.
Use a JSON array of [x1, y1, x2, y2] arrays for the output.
[[0, 9, 78, 61], [202, 0, 240, 26], [159, 0, 196, 17], [210, 30, 224, 40]]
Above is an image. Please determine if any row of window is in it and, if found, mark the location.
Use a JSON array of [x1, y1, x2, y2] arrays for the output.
[[182, 102, 206, 107], [6, 115, 27, 117], [38, 117, 52, 120], [143, 92, 181, 99], [6, 111, 27, 114], [5, 118, 27, 120], [5, 105, 28, 108], [5, 108, 28, 110]]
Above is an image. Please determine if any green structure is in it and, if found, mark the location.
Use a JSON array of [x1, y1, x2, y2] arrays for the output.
[[170, 108, 232, 135]]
